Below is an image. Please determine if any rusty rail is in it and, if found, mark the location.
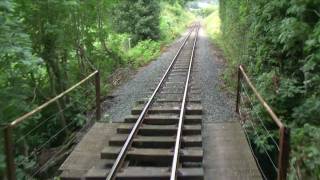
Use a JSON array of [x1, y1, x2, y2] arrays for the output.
[[236, 65, 290, 180], [3, 71, 101, 180]]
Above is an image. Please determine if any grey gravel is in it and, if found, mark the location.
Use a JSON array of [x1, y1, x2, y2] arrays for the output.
[[102, 34, 187, 122], [102, 27, 236, 123], [194, 27, 237, 123]]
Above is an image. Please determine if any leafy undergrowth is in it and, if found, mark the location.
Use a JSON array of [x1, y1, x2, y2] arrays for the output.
[[205, 0, 320, 178], [127, 40, 161, 67], [160, 2, 195, 43], [126, 2, 195, 68], [112, 2, 195, 68]]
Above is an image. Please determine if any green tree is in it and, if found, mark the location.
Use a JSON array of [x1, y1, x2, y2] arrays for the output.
[[111, 0, 161, 44]]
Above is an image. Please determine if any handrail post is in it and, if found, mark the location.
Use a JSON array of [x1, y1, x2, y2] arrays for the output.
[[236, 65, 242, 114], [95, 71, 101, 121], [4, 126, 16, 180], [278, 127, 290, 180]]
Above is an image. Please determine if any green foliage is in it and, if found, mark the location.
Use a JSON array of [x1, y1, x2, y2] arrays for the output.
[[111, 0, 161, 44], [160, 2, 195, 42], [290, 124, 320, 179], [195, 5, 218, 18], [215, 0, 320, 178], [127, 40, 161, 67]]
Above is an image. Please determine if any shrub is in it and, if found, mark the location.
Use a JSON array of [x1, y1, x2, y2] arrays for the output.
[[127, 40, 161, 67], [216, 0, 320, 178]]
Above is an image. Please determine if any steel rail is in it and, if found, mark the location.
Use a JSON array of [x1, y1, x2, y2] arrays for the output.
[[170, 24, 199, 180], [106, 25, 197, 180]]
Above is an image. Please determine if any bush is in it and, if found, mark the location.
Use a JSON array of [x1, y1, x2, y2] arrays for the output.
[[196, 5, 218, 17], [159, 2, 195, 42], [216, 0, 320, 178], [111, 0, 160, 44], [127, 40, 161, 67]]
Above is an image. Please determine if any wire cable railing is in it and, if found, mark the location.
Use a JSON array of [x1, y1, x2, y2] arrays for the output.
[[239, 93, 279, 173], [2, 71, 101, 180], [242, 84, 280, 151], [236, 65, 290, 180]]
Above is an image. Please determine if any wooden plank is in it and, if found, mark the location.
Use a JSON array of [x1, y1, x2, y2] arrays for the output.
[[164, 81, 198, 85], [161, 86, 200, 90], [117, 167, 204, 180], [159, 91, 201, 95], [101, 147, 203, 162], [109, 135, 202, 148], [131, 104, 202, 115], [117, 124, 201, 136], [155, 94, 201, 101], [124, 114, 202, 125], [136, 98, 201, 104], [142, 92, 200, 97]]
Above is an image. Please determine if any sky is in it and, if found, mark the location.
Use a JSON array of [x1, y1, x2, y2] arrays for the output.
[[187, 0, 219, 10]]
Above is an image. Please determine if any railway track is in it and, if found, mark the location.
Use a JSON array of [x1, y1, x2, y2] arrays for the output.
[[86, 24, 203, 180]]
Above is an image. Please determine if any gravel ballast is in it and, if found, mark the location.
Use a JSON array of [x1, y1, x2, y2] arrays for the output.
[[194, 27, 237, 123], [102, 27, 236, 123], [102, 35, 186, 122]]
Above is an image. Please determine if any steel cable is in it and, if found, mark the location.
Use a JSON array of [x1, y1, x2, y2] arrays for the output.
[[239, 93, 279, 173], [16, 87, 94, 143], [241, 82, 280, 151], [240, 108, 268, 180], [16, 94, 95, 166]]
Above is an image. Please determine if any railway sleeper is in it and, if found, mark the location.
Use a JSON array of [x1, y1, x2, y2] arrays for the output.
[[109, 135, 202, 148], [170, 70, 198, 73], [134, 101, 201, 109], [131, 105, 202, 115], [101, 147, 203, 163], [143, 92, 200, 98], [149, 86, 200, 91], [160, 88, 200, 93], [136, 99, 201, 104], [155, 77, 195, 81], [117, 124, 202, 136], [116, 167, 203, 180], [155, 94, 201, 100], [124, 114, 202, 125], [85, 167, 203, 180]]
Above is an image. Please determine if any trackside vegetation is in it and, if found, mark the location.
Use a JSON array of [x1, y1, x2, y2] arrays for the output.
[[205, 0, 320, 179]]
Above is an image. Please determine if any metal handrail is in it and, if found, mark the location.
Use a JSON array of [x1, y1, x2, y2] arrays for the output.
[[236, 65, 290, 180], [3, 71, 101, 180], [106, 25, 196, 180]]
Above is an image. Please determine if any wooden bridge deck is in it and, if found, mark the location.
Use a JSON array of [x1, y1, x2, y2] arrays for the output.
[[59, 121, 261, 179]]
